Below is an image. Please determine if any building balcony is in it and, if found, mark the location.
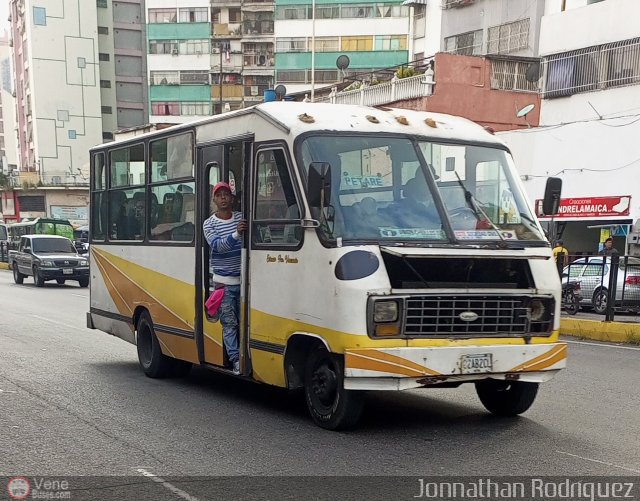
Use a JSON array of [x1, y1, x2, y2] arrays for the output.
[[242, 20, 274, 37], [8, 173, 89, 189], [211, 52, 244, 72], [212, 84, 245, 100], [212, 23, 242, 39], [243, 52, 275, 70]]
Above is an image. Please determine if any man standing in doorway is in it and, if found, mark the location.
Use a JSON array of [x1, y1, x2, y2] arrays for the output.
[[203, 182, 247, 375], [600, 237, 620, 257]]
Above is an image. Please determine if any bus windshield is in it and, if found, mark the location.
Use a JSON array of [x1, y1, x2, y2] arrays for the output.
[[298, 135, 544, 243]]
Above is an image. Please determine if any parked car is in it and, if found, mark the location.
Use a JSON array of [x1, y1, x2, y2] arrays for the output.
[[562, 256, 640, 314], [9, 234, 90, 287]]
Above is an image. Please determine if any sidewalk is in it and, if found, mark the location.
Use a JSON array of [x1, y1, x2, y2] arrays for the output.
[[561, 312, 640, 344], [0, 262, 9, 270]]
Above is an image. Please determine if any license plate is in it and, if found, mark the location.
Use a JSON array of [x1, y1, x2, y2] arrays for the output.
[[63, 268, 73, 275], [461, 354, 493, 374]]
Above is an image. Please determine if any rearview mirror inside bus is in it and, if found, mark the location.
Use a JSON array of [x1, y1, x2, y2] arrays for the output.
[[542, 177, 562, 216], [308, 162, 332, 208]]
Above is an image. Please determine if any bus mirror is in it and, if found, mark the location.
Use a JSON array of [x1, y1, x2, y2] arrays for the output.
[[542, 177, 562, 216], [308, 162, 332, 208]]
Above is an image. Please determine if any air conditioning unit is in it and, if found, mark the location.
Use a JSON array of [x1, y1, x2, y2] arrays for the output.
[[171, 48, 179, 55]]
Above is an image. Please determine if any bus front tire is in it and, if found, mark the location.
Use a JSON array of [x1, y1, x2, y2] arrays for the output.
[[304, 345, 364, 430], [136, 311, 174, 378], [13, 265, 24, 284], [475, 379, 539, 416]]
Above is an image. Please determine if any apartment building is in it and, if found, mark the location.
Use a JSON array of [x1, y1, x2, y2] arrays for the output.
[[0, 33, 18, 176], [500, 0, 640, 254], [96, 0, 149, 140], [273, 0, 411, 94], [146, 1, 276, 124]]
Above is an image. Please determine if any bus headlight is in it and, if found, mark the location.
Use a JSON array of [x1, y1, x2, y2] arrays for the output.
[[373, 301, 399, 323], [530, 299, 546, 322]]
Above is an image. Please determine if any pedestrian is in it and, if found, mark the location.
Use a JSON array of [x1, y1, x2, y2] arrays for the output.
[[552, 239, 569, 265], [202, 182, 247, 375], [599, 237, 620, 257]]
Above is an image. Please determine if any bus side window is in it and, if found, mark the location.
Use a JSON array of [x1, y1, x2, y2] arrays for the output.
[[253, 149, 301, 246]]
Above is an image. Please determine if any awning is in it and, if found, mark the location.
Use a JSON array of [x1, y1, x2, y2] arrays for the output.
[[402, 0, 427, 5]]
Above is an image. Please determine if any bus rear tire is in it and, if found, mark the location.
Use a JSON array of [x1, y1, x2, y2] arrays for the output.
[[304, 345, 364, 430], [475, 379, 539, 416], [136, 311, 174, 378]]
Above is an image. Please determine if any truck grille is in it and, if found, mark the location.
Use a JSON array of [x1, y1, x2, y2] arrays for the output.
[[404, 295, 537, 336], [54, 260, 79, 266]]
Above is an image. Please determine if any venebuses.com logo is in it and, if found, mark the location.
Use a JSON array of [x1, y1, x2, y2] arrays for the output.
[[6, 477, 30, 500]]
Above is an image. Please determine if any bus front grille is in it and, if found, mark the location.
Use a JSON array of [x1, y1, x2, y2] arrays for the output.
[[404, 295, 537, 336]]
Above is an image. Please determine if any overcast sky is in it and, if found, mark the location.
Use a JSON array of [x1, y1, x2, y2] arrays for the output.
[[0, 3, 8, 34]]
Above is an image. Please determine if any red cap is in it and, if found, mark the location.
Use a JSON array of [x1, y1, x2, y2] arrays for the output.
[[212, 181, 232, 195]]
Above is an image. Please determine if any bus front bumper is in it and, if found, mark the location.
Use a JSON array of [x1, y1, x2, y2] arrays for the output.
[[343, 342, 567, 391]]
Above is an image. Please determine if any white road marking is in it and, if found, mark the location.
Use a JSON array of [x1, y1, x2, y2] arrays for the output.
[[135, 468, 199, 501], [556, 451, 640, 474], [565, 339, 640, 351], [30, 314, 87, 332], [71, 294, 88, 298], [0, 389, 17, 394]]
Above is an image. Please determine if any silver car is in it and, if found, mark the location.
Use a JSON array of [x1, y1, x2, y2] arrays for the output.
[[562, 257, 640, 314]]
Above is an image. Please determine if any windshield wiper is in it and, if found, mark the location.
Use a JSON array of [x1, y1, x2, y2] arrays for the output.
[[454, 172, 505, 241]]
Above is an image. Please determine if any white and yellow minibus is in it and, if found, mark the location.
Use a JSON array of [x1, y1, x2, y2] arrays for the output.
[[87, 102, 566, 430]]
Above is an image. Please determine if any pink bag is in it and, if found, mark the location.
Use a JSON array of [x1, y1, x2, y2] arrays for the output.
[[205, 288, 225, 316]]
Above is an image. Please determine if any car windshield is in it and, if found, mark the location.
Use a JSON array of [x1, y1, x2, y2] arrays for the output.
[[298, 135, 545, 243], [32, 238, 76, 254]]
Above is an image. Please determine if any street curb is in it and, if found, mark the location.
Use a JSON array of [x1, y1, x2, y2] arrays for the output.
[[561, 317, 640, 344], [0, 262, 9, 270]]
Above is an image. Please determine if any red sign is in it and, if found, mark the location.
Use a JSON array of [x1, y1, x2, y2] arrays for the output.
[[535, 196, 631, 219]]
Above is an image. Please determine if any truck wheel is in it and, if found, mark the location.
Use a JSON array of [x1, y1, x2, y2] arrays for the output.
[[304, 345, 364, 430], [136, 310, 174, 378], [78, 278, 89, 288], [34, 267, 45, 287], [475, 379, 539, 416], [13, 264, 24, 284]]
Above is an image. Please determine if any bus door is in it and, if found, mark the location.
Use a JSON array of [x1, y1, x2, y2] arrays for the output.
[[197, 140, 252, 369], [247, 145, 304, 385]]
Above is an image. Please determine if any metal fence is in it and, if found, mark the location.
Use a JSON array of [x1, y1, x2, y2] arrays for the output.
[[556, 253, 640, 321]]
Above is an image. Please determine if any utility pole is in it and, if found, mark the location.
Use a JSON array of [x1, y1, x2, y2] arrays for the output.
[[219, 41, 223, 114], [311, 0, 316, 102]]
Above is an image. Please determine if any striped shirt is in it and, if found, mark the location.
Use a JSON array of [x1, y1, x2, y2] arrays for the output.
[[203, 212, 242, 285]]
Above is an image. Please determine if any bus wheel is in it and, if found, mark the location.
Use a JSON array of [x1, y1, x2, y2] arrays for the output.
[[304, 345, 364, 430], [136, 311, 173, 378], [13, 265, 24, 284], [475, 379, 539, 416]]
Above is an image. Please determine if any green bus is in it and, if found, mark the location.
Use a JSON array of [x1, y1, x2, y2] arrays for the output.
[[7, 218, 75, 251]]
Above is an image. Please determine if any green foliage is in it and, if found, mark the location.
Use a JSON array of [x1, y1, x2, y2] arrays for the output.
[[395, 66, 416, 79]]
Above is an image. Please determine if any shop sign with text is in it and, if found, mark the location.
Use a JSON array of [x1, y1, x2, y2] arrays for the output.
[[535, 196, 631, 218]]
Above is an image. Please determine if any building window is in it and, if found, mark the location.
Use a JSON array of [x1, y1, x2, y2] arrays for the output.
[[542, 37, 640, 98], [487, 18, 530, 55], [97, 0, 108, 8], [148, 8, 177, 24], [98, 53, 110, 61], [151, 102, 180, 116], [178, 39, 210, 55], [100, 79, 112, 88], [315, 5, 339, 19], [180, 70, 209, 85], [33, 7, 47, 26], [98, 26, 109, 35], [491, 59, 539, 92], [309, 37, 339, 52], [103, 132, 114, 141], [341, 36, 373, 52], [180, 102, 210, 115], [276, 70, 307, 83], [341, 5, 374, 18], [179, 8, 208, 23], [444, 30, 483, 56], [101, 106, 113, 114], [280, 7, 308, 20], [229, 8, 241, 23], [149, 40, 179, 55], [150, 71, 179, 85], [276, 38, 306, 53], [374, 35, 407, 51]]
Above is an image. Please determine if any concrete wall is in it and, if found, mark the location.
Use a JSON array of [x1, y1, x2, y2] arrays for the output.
[[391, 53, 541, 132]]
